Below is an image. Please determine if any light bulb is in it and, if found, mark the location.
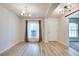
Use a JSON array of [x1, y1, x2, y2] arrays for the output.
[[21, 13, 24, 16], [28, 14, 31, 16], [20, 11, 25, 16]]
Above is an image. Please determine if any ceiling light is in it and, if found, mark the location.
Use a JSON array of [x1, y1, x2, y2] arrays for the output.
[[68, 5, 72, 9], [58, 8, 65, 14], [64, 5, 72, 9], [28, 14, 31, 16], [21, 12, 24, 16], [22, 11, 25, 14], [20, 11, 25, 16], [20, 7, 31, 17]]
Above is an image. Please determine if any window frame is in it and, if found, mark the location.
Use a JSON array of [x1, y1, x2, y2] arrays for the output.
[[69, 23, 78, 38]]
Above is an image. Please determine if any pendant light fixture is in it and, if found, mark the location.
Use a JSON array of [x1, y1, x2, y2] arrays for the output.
[[20, 6, 31, 17]]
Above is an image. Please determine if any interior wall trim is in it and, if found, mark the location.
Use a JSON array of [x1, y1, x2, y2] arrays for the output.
[[0, 40, 22, 54]]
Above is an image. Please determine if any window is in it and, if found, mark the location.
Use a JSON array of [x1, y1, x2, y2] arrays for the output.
[[69, 23, 78, 37], [28, 21, 39, 39]]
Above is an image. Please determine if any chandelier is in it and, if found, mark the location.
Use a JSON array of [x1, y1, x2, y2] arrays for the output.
[[20, 7, 31, 16]]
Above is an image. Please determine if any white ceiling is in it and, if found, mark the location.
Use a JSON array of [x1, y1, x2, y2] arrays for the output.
[[1, 3, 78, 18], [1, 3, 59, 18], [52, 3, 79, 17], [68, 11, 79, 18]]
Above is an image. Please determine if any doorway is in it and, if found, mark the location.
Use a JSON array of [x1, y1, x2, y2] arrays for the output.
[[68, 11, 79, 52], [25, 20, 42, 42]]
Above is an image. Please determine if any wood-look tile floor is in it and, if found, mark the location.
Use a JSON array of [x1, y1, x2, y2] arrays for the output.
[[0, 41, 79, 56]]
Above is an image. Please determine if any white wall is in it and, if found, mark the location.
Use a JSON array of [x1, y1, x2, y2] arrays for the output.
[[58, 3, 79, 46], [58, 17, 69, 46], [19, 19, 26, 41], [19, 16, 68, 47], [44, 17, 69, 47], [15, 16, 69, 47], [19, 18, 44, 42], [44, 17, 58, 42], [0, 5, 22, 53]]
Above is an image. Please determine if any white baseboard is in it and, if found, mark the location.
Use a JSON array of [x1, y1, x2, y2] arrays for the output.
[[0, 40, 22, 54], [44, 40, 58, 43]]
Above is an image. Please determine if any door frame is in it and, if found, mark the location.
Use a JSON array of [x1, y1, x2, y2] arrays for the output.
[[65, 10, 79, 47]]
